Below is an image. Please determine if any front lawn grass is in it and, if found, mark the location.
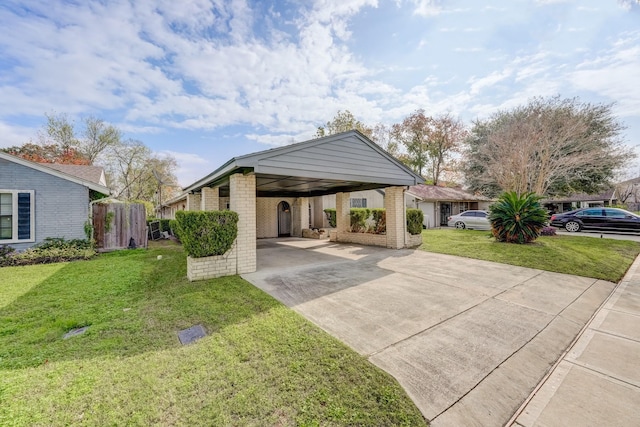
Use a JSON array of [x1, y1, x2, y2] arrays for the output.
[[0, 242, 426, 426], [420, 228, 640, 282]]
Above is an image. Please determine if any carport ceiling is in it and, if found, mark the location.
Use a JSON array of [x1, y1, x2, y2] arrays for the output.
[[213, 173, 393, 198], [183, 130, 424, 197]]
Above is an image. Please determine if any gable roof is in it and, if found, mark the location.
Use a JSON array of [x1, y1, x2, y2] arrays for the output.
[[184, 130, 424, 197], [407, 184, 493, 202], [542, 189, 616, 204], [42, 163, 107, 186], [0, 151, 110, 194]]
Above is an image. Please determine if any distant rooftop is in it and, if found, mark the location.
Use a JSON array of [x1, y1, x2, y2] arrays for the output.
[[407, 184, 493, 202]]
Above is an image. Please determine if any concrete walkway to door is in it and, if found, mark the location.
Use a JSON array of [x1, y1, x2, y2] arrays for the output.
[[242, 238, 617, 426]]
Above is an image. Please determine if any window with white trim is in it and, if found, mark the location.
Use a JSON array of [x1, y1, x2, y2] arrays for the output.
[[0, 190, 35, 243]]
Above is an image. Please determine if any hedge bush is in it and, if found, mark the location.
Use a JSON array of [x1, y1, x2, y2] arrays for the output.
[[324, 208, 336, 228], [406, 209, 424, 235], [350, 208, 370, 233], [0, 238, 96, 267], [175, 210, 238, 258], [169, 219, 181, 241], [370, 208, 386, 234]]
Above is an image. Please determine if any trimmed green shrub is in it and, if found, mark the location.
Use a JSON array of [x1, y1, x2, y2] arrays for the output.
[[370, 208, 386, 234], [176, 210, 238, 258], [169, 219, 181, 241], [489, 192, 548, 243], [406, 209, 424, 235], [324, 208, 336, 228], [350, 208, 370, 233], [0, 238, 96, 267]]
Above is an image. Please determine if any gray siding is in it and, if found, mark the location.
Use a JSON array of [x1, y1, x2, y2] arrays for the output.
[[255, 134, 418, 185], [0, 158, 89, 250]]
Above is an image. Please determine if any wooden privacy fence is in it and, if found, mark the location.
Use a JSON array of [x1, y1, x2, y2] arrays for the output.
[[92, 202, 148, 251]]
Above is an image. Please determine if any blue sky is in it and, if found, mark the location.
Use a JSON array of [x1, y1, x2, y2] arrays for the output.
[[1, 0, 639, 186]]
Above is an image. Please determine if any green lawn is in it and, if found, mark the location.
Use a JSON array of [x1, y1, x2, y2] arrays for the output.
[[420, 228, 640, 282], [0, 242, 426, 426]]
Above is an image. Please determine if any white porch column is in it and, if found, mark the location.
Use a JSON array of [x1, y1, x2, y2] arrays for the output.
[[385, 186, 406, 249], [201, 187, 219, 211], [230, 173, 256, 274], [336, 192, 350, 234]]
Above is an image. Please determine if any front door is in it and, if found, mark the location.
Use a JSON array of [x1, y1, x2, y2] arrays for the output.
[[440, 203, 451, 226], [278, 201, 291, 236]]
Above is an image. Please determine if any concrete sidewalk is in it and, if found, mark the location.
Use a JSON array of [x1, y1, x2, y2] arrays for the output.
[[243, 238, 620, 426], [510, 254, 640, 427]]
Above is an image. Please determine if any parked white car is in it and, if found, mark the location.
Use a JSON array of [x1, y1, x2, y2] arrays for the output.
[[447, 210, 491, 230]]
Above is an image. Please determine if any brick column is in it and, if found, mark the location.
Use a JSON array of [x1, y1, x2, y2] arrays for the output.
[[291, 197, 309, 237], [201, 187, 219, 211], [230, 173, 256, 274], [385, 186, 406, 249], [186, 193, 201, 211], [336, 192, 350, 233]]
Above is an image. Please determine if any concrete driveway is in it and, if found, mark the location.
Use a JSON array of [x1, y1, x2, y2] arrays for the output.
[[242, 238, 616, 426]]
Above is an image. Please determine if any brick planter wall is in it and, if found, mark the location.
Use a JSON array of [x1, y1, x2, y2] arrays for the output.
[[406, 232, 423, 248], [187, 242, 237, 281], [336, 231, 388, 247]]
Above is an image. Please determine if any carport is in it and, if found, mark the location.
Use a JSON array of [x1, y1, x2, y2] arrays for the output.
[[181, 130, 424, 274]]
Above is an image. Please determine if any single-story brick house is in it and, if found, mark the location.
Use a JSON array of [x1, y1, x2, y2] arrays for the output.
[[172, 130, 424, 276], [0, 151, 110, 250]]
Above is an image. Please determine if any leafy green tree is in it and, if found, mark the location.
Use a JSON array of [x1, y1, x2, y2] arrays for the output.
[[315, 110, 373, 139], [390, 110, 465, 184], [488, 192, 548, 244], [463, 96, 633, 197]]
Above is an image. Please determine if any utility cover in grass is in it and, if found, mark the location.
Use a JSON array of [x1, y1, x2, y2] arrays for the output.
[[63, 326, 89, 339], [178, 324, 206, 345]]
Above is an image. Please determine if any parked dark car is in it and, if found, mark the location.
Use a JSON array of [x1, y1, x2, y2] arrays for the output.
[[550, 208, 640, 232]]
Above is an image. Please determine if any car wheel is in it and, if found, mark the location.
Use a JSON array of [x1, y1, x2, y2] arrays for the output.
[[455, 221, 466, 229], [564, 221, 581, 232]]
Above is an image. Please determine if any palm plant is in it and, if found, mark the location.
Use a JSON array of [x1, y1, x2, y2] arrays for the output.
[[488, 192, 548, 243]]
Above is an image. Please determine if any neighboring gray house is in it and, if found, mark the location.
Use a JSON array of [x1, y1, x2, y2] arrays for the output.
[[542, 189, 617, 214], [405, 185, 494, 228], [0, 152, 110, 250]]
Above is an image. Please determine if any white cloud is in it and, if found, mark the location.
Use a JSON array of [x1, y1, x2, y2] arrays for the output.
[[0, 121, 36, 147]]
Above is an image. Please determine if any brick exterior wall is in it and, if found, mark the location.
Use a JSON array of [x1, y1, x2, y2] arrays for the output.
[[385, 186, 406, 249], [186, 193, 201, 211], [256, 197, 295, 238], [187, 243, 237, 281], [0, 158, 90, 250], [201, 187, 219, 211], [230, 173, 256, 274]]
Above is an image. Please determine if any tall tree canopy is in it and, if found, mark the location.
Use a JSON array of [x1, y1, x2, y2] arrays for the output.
[[463, 96, 634, 197], [390, 110, 465, 184], [2, 113, 179, 209]]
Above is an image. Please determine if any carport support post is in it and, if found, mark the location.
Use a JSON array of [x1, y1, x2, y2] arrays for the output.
[[292, 197, 309, 237], [186, 193, 201, 211], [201, 187, 219, 211], [335, 192, 350, 235], [230, 173, 257, 274], [385, 186, 406, 249]]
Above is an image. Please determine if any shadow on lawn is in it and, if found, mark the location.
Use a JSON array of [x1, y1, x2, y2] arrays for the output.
[[0, 243, 281, 370]]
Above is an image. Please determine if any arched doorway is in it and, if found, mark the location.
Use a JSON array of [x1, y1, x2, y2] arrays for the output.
[[278, 201, 291, 237]]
